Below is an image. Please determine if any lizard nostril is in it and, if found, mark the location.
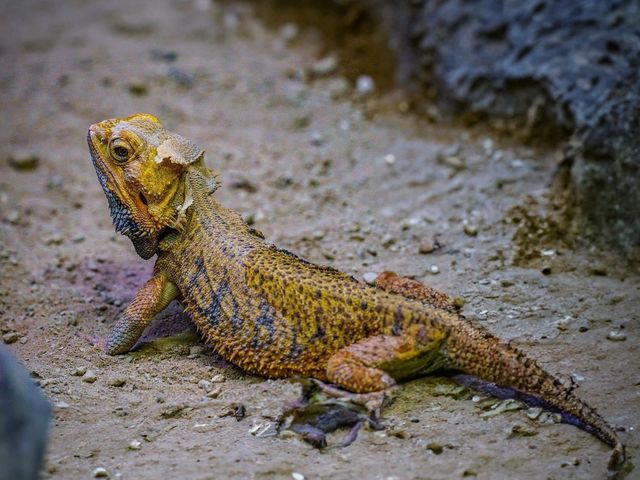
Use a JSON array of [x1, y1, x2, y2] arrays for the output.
[[139, 192, 148, 206]]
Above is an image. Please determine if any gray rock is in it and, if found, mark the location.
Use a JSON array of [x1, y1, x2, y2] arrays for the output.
[[82, 370, 97, 383], [0, 345, 51, 480], [310, 56, 338, 77], [606, 330, 627, 342], [2, 332, 19, 344], [362, 272, 378, 285], [7, 153, 39, 171], [355, 75, 375, 97]]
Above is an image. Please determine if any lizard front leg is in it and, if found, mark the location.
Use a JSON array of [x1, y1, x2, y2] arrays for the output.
[[105, 273, 178, 355]]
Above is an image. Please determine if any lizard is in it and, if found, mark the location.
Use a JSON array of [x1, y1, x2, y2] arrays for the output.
[[87, 113, 625, 473]]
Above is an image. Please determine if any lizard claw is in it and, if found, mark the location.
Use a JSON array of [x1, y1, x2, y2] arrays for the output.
[[277, 378, 391, 448]]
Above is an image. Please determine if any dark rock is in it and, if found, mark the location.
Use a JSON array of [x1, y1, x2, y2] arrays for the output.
[[364, 0, 640, 256], [0, 345, 51, 480]]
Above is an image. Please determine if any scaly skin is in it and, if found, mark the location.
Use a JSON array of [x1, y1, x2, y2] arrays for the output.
[[87, 114, 625, 472]]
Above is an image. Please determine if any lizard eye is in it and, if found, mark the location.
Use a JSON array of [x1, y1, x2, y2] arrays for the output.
[[109, 139, 132, 163]]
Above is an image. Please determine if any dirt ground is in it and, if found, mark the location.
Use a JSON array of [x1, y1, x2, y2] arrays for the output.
[[0, 1, 638, 479]]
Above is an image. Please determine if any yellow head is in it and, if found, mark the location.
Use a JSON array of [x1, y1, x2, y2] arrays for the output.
[[87, 113, 204, 258]]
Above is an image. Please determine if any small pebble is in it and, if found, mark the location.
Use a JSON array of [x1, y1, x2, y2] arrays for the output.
[[541, 266, 552, 275], [310, 131, 324, 146], [362, 272, 378, 285], [211, 374, 226, 383], [2, 332, 19, 344], [606, 330, 626, 342], [279, 23, 299, 43], [327, 77, 350, 99], [555, 316, 571, 332], [71, 233, 86, 243], [93, 467, 109, 478], [82, 370, 97, 383], [72, 366, 87, 377], [526, 407, 542, 420], [8, 153, 39, 171], [429, 265, 440, 274], [54, 401, 70, 410], [381, 234, 396, 248], [418, 242, 435, 254], [426, 442, 443, 454], [198, 379, 213, 392], [109, 377, 126, 387], [206, 386, 222, 399], [310, 56, 338, 77], [292, 473, 305, 480], [384, 154, 396, 165], [463, 223, 478, 236], [128, 440, 142, 451], [128, 83, 148, 96], [189, 345, 206, 356], [355, 75, 375, 96]]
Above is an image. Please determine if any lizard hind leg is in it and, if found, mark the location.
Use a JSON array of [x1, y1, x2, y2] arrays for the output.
[[279, 329, 448, 447]]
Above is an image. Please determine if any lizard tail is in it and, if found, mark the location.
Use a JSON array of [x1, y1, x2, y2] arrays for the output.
[[445, 318, 625, 472]]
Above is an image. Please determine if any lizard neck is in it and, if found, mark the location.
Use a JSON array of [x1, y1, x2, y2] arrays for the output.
[[184, 166, 264, 252]]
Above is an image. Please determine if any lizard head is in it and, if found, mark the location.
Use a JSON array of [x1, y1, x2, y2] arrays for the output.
[[87, 113, 205, 259]]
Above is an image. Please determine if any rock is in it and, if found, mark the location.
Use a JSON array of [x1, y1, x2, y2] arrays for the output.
[[211, 374, 226, 383], [2, 332, 19, 344], [71, 233, 85, 243], [526, 407, 543, 420], [606, 330, 627, 342], [82, 370, 97, 383], [167, 67, 194, 89], [509, 423, 538, 438], [71, 366, 87, 377], [7, 153, 39, 171], [127, 82, 148, 96], [384, 153, 396, 165], [555, 316, 571, 332], [206, 386, 222, 399], [109, 377, 126, 387], [362, 272, 378, 285], [355, 75, 375, 97], [128, 440, 142, 451], [93, 467, 109, 478], [150, 48, 178, 63], [310, 56, 338, 77], [326, 77, 350, 99], [198, 379, 213, 392], [463, 223, 478, 237], [291, 472, 305, 480], [189, 345, 206, 356], [0, 346, 50, 480], [426, 442, 443, 454], [53, 401, 70, 410], [429, 265, 440, 274], [381, 234, 396, 248], [310, 131, 324, 146], [279, 23, 299, 44], [418, 242, 435, 254]]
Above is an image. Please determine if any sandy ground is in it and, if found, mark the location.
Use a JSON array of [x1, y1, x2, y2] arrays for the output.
[[0, 1, 638, 479]]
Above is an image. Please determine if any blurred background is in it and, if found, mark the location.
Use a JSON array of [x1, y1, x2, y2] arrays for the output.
[[0, 1, 637, 479]]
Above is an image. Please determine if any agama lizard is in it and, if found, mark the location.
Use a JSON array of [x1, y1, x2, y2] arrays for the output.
[[87, 113, 625, 472]]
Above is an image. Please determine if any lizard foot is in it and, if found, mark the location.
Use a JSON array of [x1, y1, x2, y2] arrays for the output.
[[277, 378, 393, 449]]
